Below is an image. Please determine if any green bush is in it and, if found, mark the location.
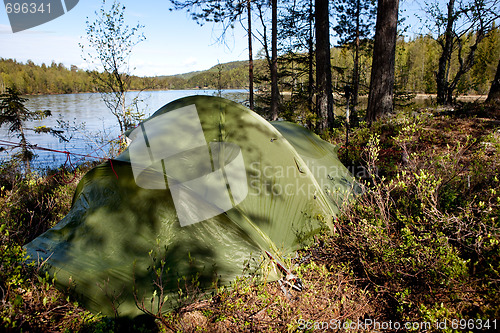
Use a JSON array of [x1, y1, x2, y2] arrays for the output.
[[331, 108, 500, 324]]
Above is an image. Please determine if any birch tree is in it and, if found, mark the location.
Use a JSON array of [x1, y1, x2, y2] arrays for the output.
[[80, 0, 146, 142]]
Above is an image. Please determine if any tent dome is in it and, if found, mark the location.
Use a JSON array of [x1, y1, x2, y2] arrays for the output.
[[25, 96, 357, 317]]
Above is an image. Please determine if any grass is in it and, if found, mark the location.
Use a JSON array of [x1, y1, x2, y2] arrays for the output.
[[1, 102, 499, 332]]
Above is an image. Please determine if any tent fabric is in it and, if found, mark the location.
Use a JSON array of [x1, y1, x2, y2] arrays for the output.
[[24, 96, 357, 317]]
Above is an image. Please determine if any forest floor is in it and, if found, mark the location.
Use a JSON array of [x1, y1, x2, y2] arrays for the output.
[[1, 101, 499, 332]]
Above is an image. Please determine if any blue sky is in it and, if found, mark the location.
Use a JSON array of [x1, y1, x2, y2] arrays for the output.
[[0, 0, 426, 77], [0, 0, 250, 76]]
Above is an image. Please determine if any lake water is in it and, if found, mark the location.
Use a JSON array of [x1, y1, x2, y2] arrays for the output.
[[0, 89, 249, 169]]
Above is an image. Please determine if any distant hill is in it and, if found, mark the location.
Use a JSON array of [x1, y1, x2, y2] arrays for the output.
[[207, 60, 249, 71], [157, 61, 248, 80], [0, 58, 256, 95], [156, 70, 203, 81], [155, 60, 259, 90]]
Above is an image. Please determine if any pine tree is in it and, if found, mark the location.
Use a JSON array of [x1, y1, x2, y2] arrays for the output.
[[0, 87, 32, 170], [333, 0, 376, 117], [486, 58, 500, 105], [0, 87, 61, 171], [366, 0, 399, 124], [315, 0, 334, 132]]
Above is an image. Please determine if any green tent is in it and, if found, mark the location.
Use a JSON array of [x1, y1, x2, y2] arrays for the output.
[[25, 96, 356, 317]]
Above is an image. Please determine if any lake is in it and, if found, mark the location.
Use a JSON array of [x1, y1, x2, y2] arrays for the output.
[[0, 89, 249, 169]]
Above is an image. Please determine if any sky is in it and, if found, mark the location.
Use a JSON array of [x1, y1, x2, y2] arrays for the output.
[[0, 0, 251, 76], [0, 0, 426, 77]]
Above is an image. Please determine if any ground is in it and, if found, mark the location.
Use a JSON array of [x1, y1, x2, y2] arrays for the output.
[[1, 102, 499, 332]]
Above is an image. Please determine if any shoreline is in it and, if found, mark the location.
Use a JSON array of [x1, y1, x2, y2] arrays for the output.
[[16, 89, 489, 103]]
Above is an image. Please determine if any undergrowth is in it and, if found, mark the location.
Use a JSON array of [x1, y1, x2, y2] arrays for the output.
[[0, 161, 112, 332], [1, 103, 499, 332], [330, 103, 500, 327]]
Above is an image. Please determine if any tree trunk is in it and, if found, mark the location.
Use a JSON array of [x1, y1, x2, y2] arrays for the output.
[[307, 0, 314, 115], [18, 118, 30, 173], [248, 0, 254, 110], [436, 0, 455, 105], [353, 0, 360, 109], [315, 0, 334, 132], [366, 0, 399, 125], [351, 0, 361, 127], [271, 0, 279, 120], [486, 57, 500, 105], [256, 4, 271, 70]]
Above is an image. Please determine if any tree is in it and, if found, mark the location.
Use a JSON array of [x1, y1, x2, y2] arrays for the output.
[[0, 87, 61, 172], [278, 0, 315, 120], [250, 1, 280, 119], [247, 0, 255, 110], [425, 0, 500, 104], [333, 0, 376, 117], [270, 0, 280, 120], [366, 0, 399, 124], [306, 0, 314, 115], [470, 23, 499, 93], [80, 0, 146, 142], [315, 0, 334, 132], [170, 0, 257, 110], [486, 57, 500, 104], [0, 88, 32, 170]]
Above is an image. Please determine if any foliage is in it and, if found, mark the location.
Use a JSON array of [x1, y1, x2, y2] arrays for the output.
[[423, 0, 500, 104], [277, 0, 316, 122], [0, 162, 107, 331], [395, 35, 440, 95], [169, 0, 246, 40], [0, 59, 94, 95], [2, 0, 499, 329], [333, 0, 377, 47], [0, 161, 160, 332], [330, 104, 500, 325], [2, 24, 499, 103], [148, 255, 374, 332], [333, 0, 377, 116], [80, 0, 146, 138], [1, 101, 499, 331], [0, 58, 252, 94], [0, 87, 64, 172]]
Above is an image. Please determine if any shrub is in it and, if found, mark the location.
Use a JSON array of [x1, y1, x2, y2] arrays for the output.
[[330, 107, 500, 323]]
